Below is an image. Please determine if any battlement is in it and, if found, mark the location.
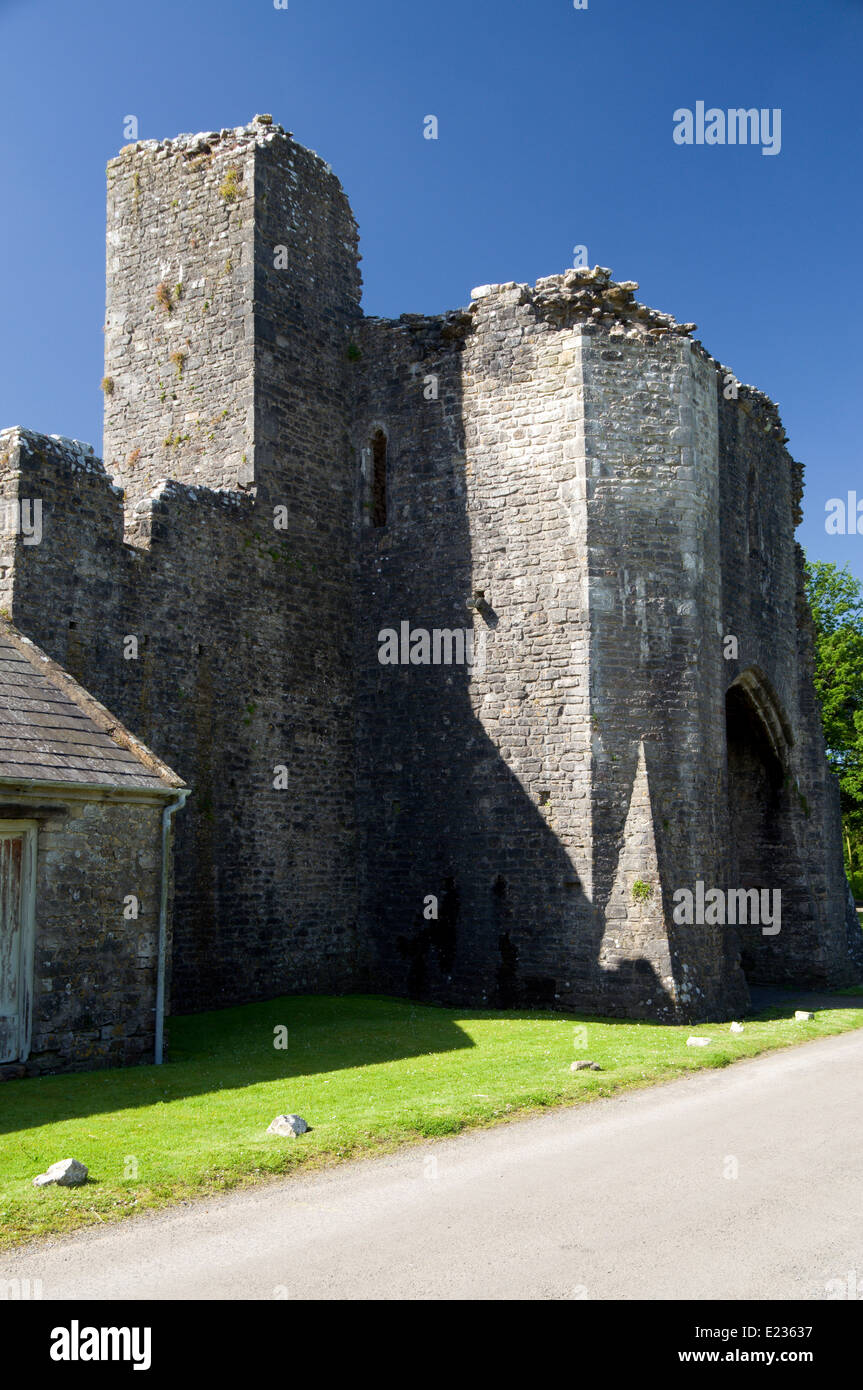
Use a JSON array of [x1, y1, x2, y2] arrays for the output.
[[111, 114, 283, 162], [0, 426, 118, 486], [0, 426, 255, 547]]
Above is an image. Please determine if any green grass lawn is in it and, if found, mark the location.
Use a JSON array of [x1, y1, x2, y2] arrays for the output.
[[2, 992, 862, 1250]]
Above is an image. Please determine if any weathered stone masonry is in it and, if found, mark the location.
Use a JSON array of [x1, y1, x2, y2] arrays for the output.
[[2, 118, 362, 1014], [354, 268, 860, 1017], [2, 115, 859, 1029]]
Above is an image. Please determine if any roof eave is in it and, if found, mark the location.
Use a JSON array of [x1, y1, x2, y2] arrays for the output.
[[0, 776, 188, 804]]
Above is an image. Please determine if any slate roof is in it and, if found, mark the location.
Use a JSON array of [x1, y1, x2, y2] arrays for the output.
[[0, 621, 186, 794]]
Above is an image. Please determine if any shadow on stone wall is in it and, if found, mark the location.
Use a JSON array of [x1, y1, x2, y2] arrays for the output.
[[353, 321, 670, 1021]]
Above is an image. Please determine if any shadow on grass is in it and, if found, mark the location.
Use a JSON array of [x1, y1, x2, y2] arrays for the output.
[[0, 994, 467, 1133], [0, 992, 624, 1134], [4, 988, 857, 1138], [746, 984, 863, 1018]]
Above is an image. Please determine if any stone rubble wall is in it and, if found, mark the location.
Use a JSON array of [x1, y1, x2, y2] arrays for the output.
[[25, 796, 165, 1075], [104, 125, 258, 502], [353, 293, 597, 1009], [717, 381, 862, 989], [352, 270, 860, 1017], [578, 325, 732, 1018]]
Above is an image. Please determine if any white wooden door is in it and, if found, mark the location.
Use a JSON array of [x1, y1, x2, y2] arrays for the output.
[[0, 823, 36, 1064]]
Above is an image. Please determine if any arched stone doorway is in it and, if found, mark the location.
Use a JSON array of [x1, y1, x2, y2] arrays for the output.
[[725, 669, 814, 985]]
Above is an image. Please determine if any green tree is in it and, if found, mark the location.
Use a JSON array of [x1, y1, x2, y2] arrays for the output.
[[803, 559, 863, 882]]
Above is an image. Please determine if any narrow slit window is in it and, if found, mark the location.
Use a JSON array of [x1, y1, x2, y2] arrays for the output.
[[371, 430, 387, 527]]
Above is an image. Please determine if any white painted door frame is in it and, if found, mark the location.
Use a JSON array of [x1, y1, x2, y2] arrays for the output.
[[0, 820, 37, 1064]]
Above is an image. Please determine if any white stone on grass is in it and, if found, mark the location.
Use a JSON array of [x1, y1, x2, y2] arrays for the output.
[[794, 1010, 815, 1021], [267, 1114, 310, 1137], [686, 1036, 711, 1047], [33, 1158, 88, 1188]]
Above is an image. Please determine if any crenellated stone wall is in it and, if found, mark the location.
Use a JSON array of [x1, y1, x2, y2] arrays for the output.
[[1, 417, 359, 1016]]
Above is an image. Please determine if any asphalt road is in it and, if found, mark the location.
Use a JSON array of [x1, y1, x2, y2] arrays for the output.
[[4, 1028, 862, 1300]]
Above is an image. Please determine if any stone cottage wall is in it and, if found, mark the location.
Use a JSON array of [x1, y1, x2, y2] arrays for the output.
[[0, 793, 166, 1076]]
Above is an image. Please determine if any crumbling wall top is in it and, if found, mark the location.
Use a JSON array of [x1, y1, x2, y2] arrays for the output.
[[108, 114, 342, 185], [467, 266, 791, 445], [469, 265, 698, 340]]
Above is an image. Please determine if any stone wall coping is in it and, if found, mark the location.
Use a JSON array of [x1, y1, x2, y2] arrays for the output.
[[1, 426, 122, 491]]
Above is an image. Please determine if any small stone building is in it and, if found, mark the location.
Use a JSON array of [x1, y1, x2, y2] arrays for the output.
[[0, 621, 186, 1077]]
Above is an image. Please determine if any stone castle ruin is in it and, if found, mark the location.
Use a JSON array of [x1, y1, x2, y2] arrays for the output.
[[2, 115, 860, 1039]]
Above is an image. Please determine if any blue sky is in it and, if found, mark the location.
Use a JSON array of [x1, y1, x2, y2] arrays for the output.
[[0, 0, 860, 579]]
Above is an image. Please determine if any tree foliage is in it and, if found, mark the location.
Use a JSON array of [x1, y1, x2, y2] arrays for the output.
[[803, 559, 863, 875]]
